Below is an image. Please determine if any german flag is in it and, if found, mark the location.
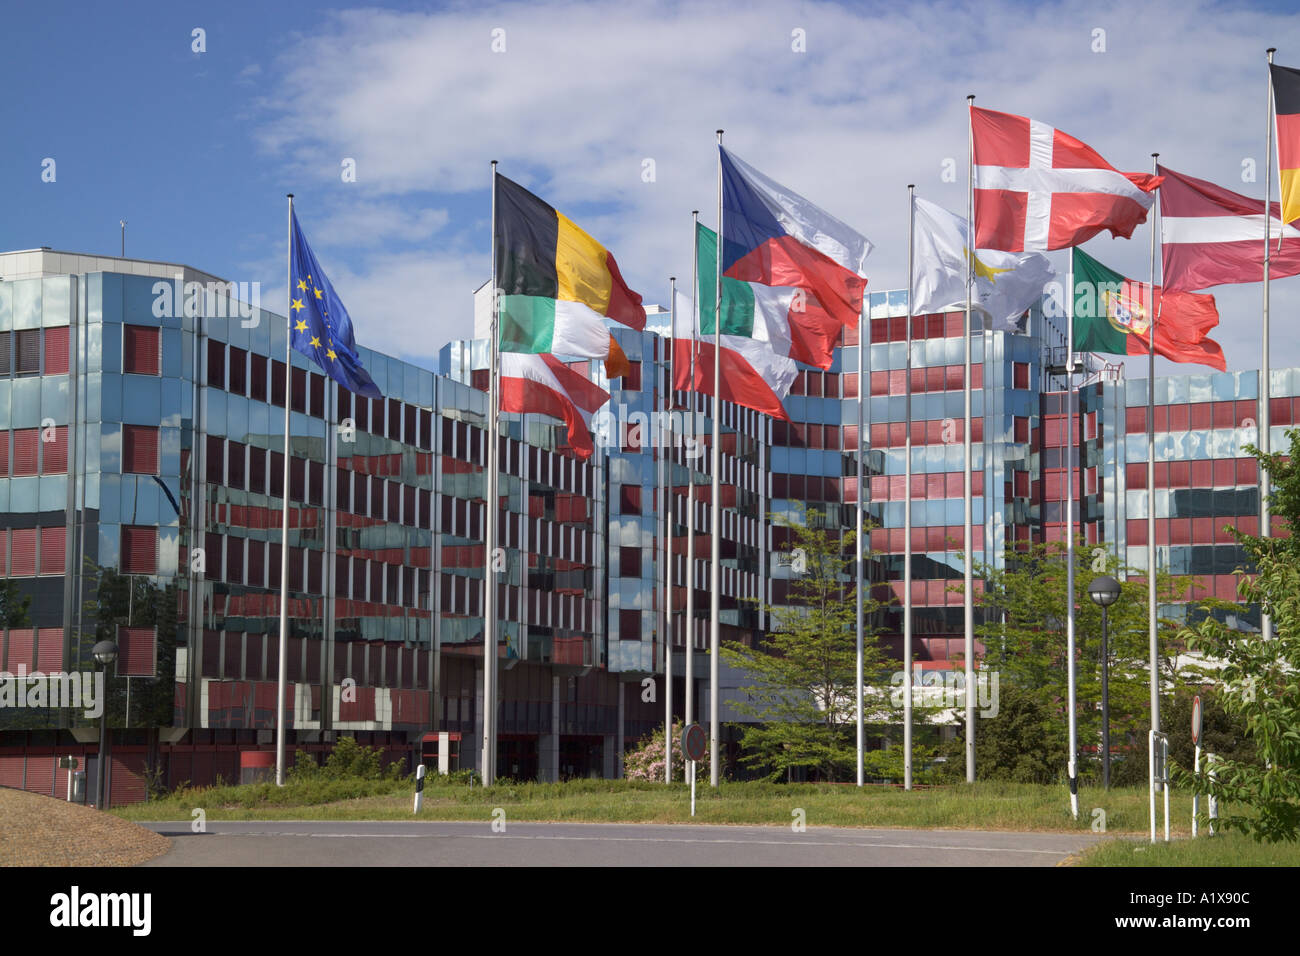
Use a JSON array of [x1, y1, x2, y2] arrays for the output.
[[495, 175, 645, 370], [1271, 62, 1300, 226]]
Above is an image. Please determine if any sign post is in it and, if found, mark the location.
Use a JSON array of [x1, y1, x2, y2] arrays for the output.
[[59, 756, 78, 802], [1149, 729, 1170, 843], [1191, 694, 1203, 837], [682, 722, 706, 818]]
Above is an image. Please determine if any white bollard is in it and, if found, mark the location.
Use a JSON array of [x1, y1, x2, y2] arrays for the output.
[[413, 764, 426, 815]]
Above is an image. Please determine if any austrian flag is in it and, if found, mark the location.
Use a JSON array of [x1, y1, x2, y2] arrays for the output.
[[972, 106, 1163, 252]]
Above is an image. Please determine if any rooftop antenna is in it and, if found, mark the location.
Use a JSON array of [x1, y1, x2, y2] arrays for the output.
[[120, 220, 126, 257]]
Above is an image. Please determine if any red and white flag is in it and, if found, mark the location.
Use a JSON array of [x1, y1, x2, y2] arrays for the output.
[[972, 106, 1162, 252], [1159, 164, 1300, 292], [500, 352, 610, 459]]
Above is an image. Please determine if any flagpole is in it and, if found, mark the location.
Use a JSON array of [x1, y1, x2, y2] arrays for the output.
[[1065, 254, 1079, 821], [276, 193, 294, 787], [687, 211, 699, 778], [1262, 48, 1277, 642], [483, 160, 499, 785], [1148, 152, 1162, 739], [963, 94, 976, 783], [904, 184, 916, 791], [665, 276, 676, 783], [710, 131, 723, 788], [855, 259, 865, 789]]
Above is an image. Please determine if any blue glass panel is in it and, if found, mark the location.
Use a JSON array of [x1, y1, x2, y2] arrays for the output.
[[12, 278, 41, 330], [0, 283, 11, 331], [42, 277, 71, 327], [11, 378, 41, 428], [0, 382, 9, 429], [99, 274, 123, 324], [39, 475, 67, 511], [122, 376, 162, 426]]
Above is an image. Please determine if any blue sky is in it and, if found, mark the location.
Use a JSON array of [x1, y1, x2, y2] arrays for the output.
[[4, 0, 1300, 377]]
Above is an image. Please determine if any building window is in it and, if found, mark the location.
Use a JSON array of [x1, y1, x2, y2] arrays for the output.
[[12, 428, 39, 476], [15, 329, 40, 376], [121, 525, 158, 575], [41, 426, 68, 474], [44, 327, 70, 375], [122, 425, 159, 475], [39, 526, 65, 576], [117, 626, 158, 678], [228, 346, 248, 396], [620, 609, 642, 641], [10, 528, 37, 576], [123, 325, 161, 375], [619, 484, 641, 515], [0, 332, 10, 376], [619, 546, 642, 578], [207, 340, 226, 389]]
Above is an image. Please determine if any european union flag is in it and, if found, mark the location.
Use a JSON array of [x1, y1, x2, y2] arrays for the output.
[[289, 209, 382, 399]]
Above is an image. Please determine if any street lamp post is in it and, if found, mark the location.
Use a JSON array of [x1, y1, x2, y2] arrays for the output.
[[1087, 575, 1121, 790], [92, 640, 119, 809]]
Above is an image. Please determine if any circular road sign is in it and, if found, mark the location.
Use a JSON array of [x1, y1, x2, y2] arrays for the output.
[[682, 722, 707, 763], [1191, 694, 1203, 747]]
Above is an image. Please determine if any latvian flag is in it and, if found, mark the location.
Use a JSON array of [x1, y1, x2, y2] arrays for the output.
[[972, 106, 1162, 252], [499, 352, 610, 460], [720, 147, 872, 369], [1158, 164, 1300, 292]]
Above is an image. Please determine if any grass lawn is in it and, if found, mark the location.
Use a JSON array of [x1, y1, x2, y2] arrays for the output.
[[1076, 829, 1300, 866], [115, 776, 1204, 834]]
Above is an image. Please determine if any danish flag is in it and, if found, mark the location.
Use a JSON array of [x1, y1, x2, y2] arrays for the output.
[[972, 106, 1162, 252]]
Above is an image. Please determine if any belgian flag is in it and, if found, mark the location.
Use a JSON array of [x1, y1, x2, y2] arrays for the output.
[[1271, 62, 1300, 226], [494, 176, 645, 371]]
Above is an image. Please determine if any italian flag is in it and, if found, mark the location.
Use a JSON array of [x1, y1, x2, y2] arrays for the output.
[[673, 223, 798, 421], [1071, 248, 1224, 370], [500, 352, 610, 459]]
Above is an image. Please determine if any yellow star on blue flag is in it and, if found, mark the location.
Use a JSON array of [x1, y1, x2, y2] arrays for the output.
[[288, 208, 382, 399]]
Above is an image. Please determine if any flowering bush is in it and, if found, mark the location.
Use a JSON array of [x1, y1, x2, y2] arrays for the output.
[[623, 720, 711, 782]]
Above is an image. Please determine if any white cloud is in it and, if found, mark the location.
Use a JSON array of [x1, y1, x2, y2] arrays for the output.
[[249, 0, 1300, 373]]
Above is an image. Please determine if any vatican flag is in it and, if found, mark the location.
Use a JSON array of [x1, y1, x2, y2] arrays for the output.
[[911, 196, 1055, 332]]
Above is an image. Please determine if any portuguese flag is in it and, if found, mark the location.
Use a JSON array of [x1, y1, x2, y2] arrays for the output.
[[1272, 62, 1300, 228], [1071, 248, 1224, 370], [495, 175, 645, 369]]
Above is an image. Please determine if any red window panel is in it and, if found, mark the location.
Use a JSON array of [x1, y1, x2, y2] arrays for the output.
[[1170, 519, 1192, 545], [1237, 457, 1258, 485], [1086, 411, 1097, 441], [121, 525, 158, 575], [5, 629, 35, 670], [1192, 517, 1214, 544], [0, 433, 7, 477], [624, 361, 642, 391], [36, 628, 63, 672], [1238, 515, 1259, 536], [806, 371, 824, 398], [1014, 471, 1029, 498], [12, 428, 39, 476], [1168, 404, 1190, 431], [271, 360, 287, 408], [1170, 461, 1190, 487], [117, 626, 157, 678], [250, 355, 268, 402], [0, 331, 9, 376], [888, 316, 907, 341], [39, 526, 65, 576], [944, 313, 964, 337], [11, 528, 37, 576], [312, 375, 327, 420], [887, 369, 905, 395], [842, 372, 859, 399], [1013, 362, 1029, 389], [971, 364, 983, 388], [1043, 416, 1064, 448], [42, 426, 67, 474], [122, 425, 159, 475], [889, 422, 906, 447], [1270, 397, 1292, 426], [1232, 399, 1254, 429], [225, 538, 244, 585], [206, 340, 226, 389], [1126, 462, 1147, 489], [869, 318, 888, 342], [1190, 403, 1212, 430], [227, 441, 246, 490], [869, 423, 886, 447], [1213, 520, 1236, 545], [1154, 462, 1170, 488], [1212, 459, 1235, 488], [1213, 402, 1235, 429], [1127, 519, 1148, 546], [1013, 416, 1029, 443], [1125, 407, 1147, 434], [123, 324, 160, 375], [926, 474, 945, 499], [1152, 404, 1168, 432], [247, 540, 266, 588], [1191, 460, 1212, 487], [933, 366, 951, 392], [43, 327, 70, 374], [972, 418, 984, 442]]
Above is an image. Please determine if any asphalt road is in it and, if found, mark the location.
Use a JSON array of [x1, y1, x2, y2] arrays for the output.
[[138, 820, 1100, 866]]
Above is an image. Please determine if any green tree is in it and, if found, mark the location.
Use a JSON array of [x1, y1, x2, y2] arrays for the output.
[[720, 505, 891, 781], [1176, 428, 1300, 842], [960, 539, 1194, 782]]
